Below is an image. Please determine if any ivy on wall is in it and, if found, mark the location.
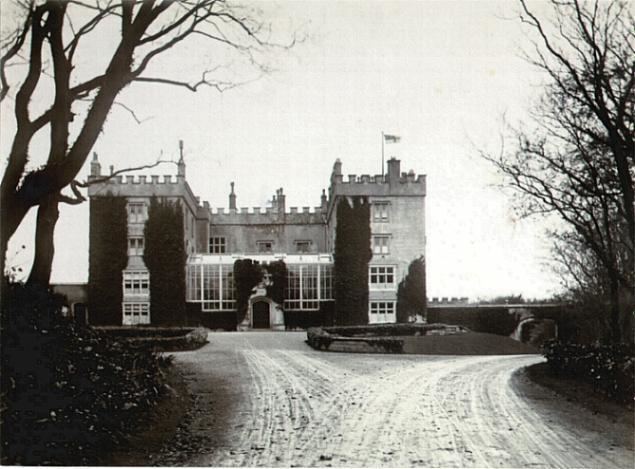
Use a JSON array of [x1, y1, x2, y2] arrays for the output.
[[144, 198, 186, 326], [334, 196, 372, 325], [266, 260, 287, 305], [88, 194, 127, 325], [233, 259, 263, 324], [397, 256, 427, 323]]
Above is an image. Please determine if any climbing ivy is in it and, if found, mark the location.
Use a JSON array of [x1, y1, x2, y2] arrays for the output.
[[144, 198, 186, 325], [397, 256, 427, 323], [266, 260, 287, 305], [334, 196, 372, 325], [88, 194, 127, 325], [233, 259, 263, 324]]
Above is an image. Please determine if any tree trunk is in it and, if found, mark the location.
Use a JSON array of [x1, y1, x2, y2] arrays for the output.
[[608, 268, 621, 344], [26, 194, 60, 289]]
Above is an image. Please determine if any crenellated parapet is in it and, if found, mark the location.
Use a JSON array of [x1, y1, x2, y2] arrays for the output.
[[86, 153, 202, 219], [328, 157, 426, 200], [208, 205, 325, 225]]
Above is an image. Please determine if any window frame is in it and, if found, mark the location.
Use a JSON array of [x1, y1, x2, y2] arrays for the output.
[[128, 237, 144, 256], [209, 236, 227, 254], [123, 271, 150, 295], [372, 201, 390, 222], [372, 235, 391, 255], [256, 240, 274, 253], [369, 265, 396, 290]]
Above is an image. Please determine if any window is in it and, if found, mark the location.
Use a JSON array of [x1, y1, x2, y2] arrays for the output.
[[285, 264, 324, 310], [190, 264, 236, 311], [295, 240, 312, 253], [369, 266, 395, 289], [123, 271, 149, 295], [128, 202, 147, 224], [209, 236, 226, 253], [373, 202, 390, 222], [372, 235, 390, 255], [123, 302, 150, 325], [320, 264, 333, 300], [128, 237, 144, 256], [257, 240, 273, 253], [369, 301, 396, 322]]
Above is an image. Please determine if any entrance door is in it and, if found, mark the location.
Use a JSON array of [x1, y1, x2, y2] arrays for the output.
[[252, 301, 270, 328]]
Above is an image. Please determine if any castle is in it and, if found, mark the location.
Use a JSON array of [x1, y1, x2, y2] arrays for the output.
[[87, 145, 426, 329]]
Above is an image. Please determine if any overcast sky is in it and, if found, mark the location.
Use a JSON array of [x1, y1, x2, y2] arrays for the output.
[[2, 0, 563, 300]]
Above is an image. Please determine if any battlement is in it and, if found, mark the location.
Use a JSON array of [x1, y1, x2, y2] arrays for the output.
[[338, 173, 424, 185], [95, 173, 181, 185], [208, 205, 324, 215]]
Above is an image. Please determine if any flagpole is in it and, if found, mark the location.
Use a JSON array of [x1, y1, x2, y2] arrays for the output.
[[381, 131, 385, 178]]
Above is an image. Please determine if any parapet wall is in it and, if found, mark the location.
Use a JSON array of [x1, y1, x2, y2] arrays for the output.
[[209, 206, 325, 225], [330, 172, 426, 197], [86, 173, 201, 215]]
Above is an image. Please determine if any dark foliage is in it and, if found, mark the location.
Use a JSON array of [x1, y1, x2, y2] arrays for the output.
[[306, 326, 404, 353], [396, 256, 427, 323], [233, 259, 263, 323], [265, 260, 287, 305], [0, 283, 172, 465], [427, 306, 520, 336], [334, 196, 371, 325], [88, 195, 127, 325], [144, 198, 186, 326], [284, 301, 335, 330], [542, 340, 634, 404]]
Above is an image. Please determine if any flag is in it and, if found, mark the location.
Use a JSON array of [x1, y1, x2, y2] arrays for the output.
[[384, 134, 401, 143]]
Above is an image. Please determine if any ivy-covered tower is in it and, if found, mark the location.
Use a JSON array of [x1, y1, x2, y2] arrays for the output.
[[87, 145, 210, 326]]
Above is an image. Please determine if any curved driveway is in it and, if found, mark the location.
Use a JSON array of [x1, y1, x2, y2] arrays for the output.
[[159, 332, 633, 468]]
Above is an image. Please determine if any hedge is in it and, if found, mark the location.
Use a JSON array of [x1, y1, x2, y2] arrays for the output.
[[542, 339, 634, 403], [1, 283, 173, 465]]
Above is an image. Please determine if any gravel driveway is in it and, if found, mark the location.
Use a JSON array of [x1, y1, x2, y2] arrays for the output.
[[156, 331, 633, 468]]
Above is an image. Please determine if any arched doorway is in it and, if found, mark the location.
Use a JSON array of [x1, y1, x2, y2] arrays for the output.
[[252, 301, 270, 328]]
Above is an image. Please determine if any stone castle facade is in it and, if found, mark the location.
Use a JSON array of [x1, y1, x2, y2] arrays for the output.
[[87, 146, 426, 329]]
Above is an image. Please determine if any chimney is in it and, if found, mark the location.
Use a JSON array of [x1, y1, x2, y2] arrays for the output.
[[277, 188, 286, 213], [321, 189, 327, 211], [387, 157, 400, 186], [177, 140, 186, 179], [90, 152, 101, 177], [229, 182, 237, 210]]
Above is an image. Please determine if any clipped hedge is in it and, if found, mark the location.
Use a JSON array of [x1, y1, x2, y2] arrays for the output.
[[542, 340, 635, 403], [306, 323, 468, 353], [307, 327, 404, 353]]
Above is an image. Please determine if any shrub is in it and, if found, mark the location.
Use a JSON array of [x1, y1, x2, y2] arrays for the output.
[[542, 339, 635, 403], [1, 283, 173, 465]]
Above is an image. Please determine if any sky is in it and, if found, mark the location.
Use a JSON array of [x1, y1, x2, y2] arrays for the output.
[[1, 0, 563, 300]]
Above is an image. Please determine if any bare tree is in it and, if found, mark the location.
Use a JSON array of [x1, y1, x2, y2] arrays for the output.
[[483, 0, 634, 342], [0, 0, 293, 291]]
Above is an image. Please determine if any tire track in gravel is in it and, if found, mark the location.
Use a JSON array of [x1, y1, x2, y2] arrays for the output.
[[170, 333, 633, 468]]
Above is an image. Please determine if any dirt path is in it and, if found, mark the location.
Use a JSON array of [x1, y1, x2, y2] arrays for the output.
[[156, 332, 633, 468]]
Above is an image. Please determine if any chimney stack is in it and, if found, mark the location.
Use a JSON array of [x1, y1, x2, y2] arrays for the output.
[[229, 182, 237, 210], [177, 140, 185, 179], [387, 157, 400, 186], [90, 152, 101, 177]]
